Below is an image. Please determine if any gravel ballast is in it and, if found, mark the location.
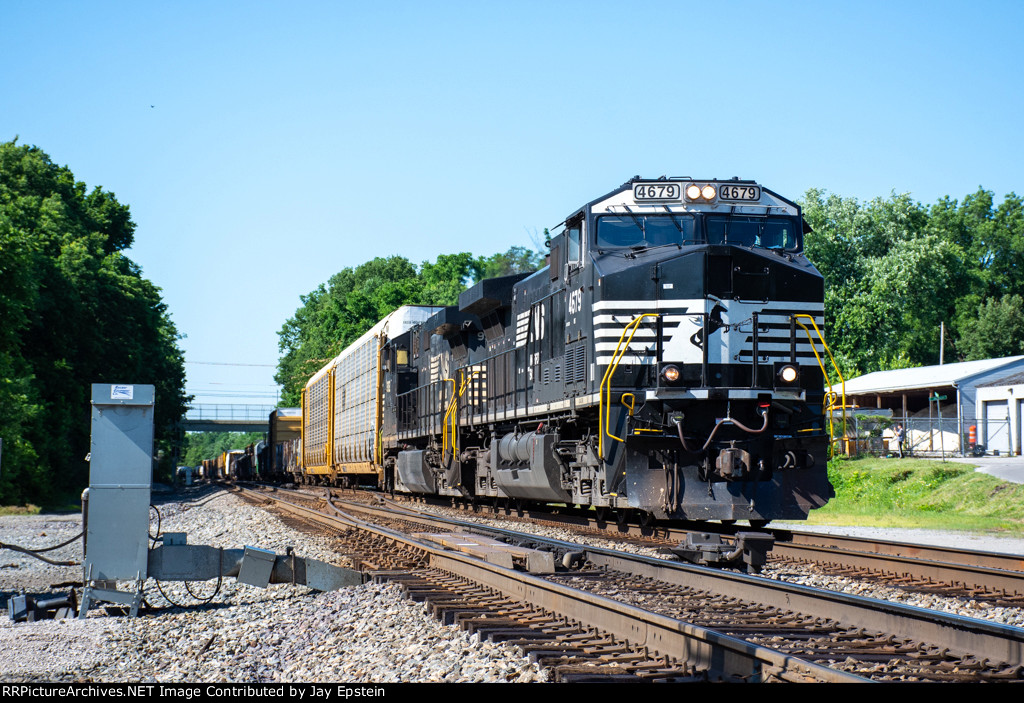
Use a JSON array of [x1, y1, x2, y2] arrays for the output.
[[4, 485, 1024, 682], [406, 502, 1024, 628], [0, 487, 548, 683]]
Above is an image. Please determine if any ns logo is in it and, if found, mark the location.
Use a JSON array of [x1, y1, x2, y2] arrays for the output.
[[530, 302, 546, 341]]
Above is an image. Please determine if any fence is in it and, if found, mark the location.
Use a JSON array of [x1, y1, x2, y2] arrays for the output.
[[834, 413, 991, 458]]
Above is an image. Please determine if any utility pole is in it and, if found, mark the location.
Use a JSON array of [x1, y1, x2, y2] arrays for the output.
[[939, 321, 945, 365]]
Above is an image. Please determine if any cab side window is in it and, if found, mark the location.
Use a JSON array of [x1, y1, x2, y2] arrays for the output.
[[567, 224, 582, 265]]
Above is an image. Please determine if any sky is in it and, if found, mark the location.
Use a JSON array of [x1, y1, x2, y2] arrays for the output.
[[3, 1, 1022, 410]]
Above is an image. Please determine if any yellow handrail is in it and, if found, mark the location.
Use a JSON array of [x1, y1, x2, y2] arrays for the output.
[[599, 313, 658, 457], [620, 392, 636, 416], [440, 377, 456, 458], [792, 313, 847, 453], [606, 392, 637, 444], [443, 368, 483, 457]]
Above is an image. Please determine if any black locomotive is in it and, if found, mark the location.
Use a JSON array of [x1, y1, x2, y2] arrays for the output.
[[300, 176, 834, 524]]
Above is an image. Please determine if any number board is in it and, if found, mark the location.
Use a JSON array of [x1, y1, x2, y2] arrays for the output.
[[633, 183, 681, 201], [718, 184, 762, 202]]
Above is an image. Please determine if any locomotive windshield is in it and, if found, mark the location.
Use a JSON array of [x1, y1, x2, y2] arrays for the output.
[[706, 215, 800, 251], [596, 214, 698, 249], [595, 214, 801, 252]]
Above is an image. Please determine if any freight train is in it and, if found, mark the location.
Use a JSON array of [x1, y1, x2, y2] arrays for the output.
[[291, 176, 834, 524], [199, 409, 301, 481]]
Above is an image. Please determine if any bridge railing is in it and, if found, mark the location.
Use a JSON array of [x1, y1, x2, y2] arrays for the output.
[[185, 404, 277, 422]]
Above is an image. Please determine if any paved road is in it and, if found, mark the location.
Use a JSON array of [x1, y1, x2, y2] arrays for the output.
[[945, 455, 1024, 485]]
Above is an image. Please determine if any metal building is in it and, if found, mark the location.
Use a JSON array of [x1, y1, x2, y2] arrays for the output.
[[842, 356, 1024, 456], [975, 371, 1024, 456]]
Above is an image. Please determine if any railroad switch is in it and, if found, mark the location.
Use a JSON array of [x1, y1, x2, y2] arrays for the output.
[[413, 532, 556, 573], [662, 532, 775, 573]]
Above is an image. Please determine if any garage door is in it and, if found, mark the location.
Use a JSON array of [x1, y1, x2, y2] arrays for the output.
[[1018, 399, 1024, 456], [984, 400, 1010, 454]]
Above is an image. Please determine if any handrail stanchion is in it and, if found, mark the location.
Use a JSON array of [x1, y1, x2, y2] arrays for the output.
[[791, 314, 847, 456]]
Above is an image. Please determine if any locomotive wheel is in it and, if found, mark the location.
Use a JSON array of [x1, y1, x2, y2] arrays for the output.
[[594, 506, 610, 523], [749, 519, 771, 529], [616, 509, 632, 528], [639, 511, 655, 528]]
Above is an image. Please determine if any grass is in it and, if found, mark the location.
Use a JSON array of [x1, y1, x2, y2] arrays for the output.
[[0, 501, 80, 515], [0, 504, 41, 516], [806, 456, 1024, 536]]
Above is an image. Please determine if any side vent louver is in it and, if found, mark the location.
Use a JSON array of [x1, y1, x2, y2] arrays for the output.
[[567, 341, 587, 384]]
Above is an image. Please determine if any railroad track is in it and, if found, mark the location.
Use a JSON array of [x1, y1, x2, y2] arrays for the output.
[[233, 484, 1024, 682], [380, 490, 1024, 605], [232, 485, 851, 681], [768, 533, 1024, 607]]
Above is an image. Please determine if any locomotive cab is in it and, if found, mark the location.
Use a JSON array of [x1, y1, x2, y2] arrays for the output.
[[575, 178, 833, 521]]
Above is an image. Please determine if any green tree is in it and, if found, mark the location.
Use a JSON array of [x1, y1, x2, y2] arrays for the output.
[[276, 246, 541, 405], [472, 245, 543, 280], [183, 431, 265, 466], [958, 295, 1024, 361], [0, 141, 188, 505], [417, 252, 476, 306], [801, 189, 970, 375], [276, 255, 421, 405], [929, 188, 1024, 352]]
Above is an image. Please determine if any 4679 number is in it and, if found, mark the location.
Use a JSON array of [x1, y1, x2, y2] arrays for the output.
[[719, 185, 761, 201], [567, 287, 584, 315], [633, 183, 680, 201]]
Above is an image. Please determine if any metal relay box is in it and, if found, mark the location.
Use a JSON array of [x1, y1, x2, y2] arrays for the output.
[[80, 383, 154, 617]]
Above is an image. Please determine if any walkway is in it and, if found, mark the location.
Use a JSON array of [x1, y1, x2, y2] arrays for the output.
[[946, 455, 1024, 485]]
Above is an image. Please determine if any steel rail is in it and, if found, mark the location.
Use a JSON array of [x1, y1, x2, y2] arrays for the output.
[[420, 532, 861, 683], [231, 485, 865, 682], [581, 549, 1024, 669], [777, 530, 1024, 574], [769, 539, 1024, 597], [343, 492, 1024, 669], [390, 493, 1024, 597]]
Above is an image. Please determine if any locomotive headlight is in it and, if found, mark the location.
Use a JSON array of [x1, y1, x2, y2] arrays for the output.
[[775, 363, 800, 388], [685, 183, 702, 200], [662, 364, 681, 383], [701, 184, 717, 200]]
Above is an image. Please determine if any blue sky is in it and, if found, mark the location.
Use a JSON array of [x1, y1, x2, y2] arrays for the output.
[[3, 1, 1022, 408]]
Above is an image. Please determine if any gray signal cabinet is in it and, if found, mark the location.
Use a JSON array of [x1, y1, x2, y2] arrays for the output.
[[80, 383, 154, 617]]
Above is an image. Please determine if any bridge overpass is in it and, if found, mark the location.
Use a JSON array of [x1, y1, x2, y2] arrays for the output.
[[181, 404, 276, 432]]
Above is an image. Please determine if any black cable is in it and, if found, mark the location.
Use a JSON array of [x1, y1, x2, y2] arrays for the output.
[[152, 578, 190, 608], [183, 576, 222, 603], [147, 499, 223, 605], [148, 504, 162, 546], [11, 531, 83, 553], [0, 533, 84, 566]]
